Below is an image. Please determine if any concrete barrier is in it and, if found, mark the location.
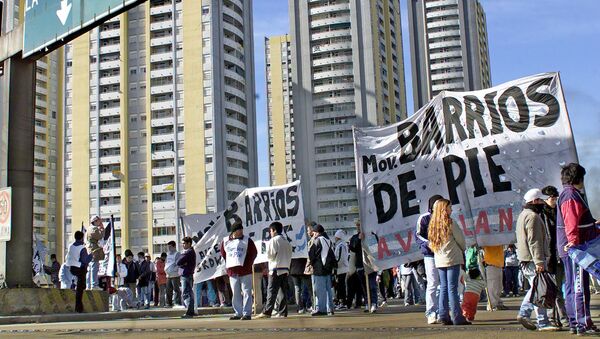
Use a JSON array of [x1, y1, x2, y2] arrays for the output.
[[0, 288, 109, 315]]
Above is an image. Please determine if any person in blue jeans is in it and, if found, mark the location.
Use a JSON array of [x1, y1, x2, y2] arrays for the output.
[[177, 236, 197, 318], [195, 280, 218, 308], [427, 199, 470, 326]]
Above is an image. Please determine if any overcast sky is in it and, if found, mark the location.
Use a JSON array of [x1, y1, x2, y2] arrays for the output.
[[251, 0, 600, 209]]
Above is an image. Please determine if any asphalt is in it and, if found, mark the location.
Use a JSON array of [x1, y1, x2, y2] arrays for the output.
[[1, 296, 598, 338]]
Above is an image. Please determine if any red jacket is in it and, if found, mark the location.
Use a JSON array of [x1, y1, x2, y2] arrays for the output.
[[156, 260, 167, 285], [220, 236, 257, 277]]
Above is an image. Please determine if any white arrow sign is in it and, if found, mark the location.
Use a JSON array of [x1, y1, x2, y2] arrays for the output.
[[56, 0, 72, 25]]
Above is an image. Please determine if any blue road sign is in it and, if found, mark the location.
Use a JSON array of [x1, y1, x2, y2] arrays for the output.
[[23, 0, 146, 58]]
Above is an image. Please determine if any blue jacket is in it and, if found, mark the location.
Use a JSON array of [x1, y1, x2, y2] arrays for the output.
[[177, 248, 197, 277], [416, 212, 434, 257]]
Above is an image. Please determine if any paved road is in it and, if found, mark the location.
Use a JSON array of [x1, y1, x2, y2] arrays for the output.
[[0, 297, 595, 338]]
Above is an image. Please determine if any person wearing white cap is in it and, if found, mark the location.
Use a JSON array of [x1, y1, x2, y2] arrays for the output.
[[333, 229, 349, 310], [515, 188, 558, 332], [86, 215, 105, 290]]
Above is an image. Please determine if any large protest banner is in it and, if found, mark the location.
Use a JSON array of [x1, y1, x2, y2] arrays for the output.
[[353, 73, 577, 270], [193, 181, 308, 283]]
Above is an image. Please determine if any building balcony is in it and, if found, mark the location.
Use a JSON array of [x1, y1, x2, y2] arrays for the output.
[[223, 101, 247, 115], [99, 91, 120, 101], [150, 21, 173, 32], [100, 188, 121, 198], [314, 137, 353, 148], [426, 0, 457, 8], [99, 44, 120, 55], [99, 75, 120, 86], [34, 193, 46, 201], [99, 59, 121, 71], [99, 172, 121, 181], [152, 200, 176, 211], [99, 122, 121, 133], [312, 68, 353, 80], [151, 116, 175, 127], [100, 204, 122, 215], [152, 183, 175, 194], [151, 68, 173, 78], [226, 149, 248, 163], [34, 151, 48, 161], [427, 29, 460, 40], [227, 183, 247, 194], [312, 54, 353, 67], [33, 220, 45, 228], [225, 134, 247, 147], [99, 107, 120, 117], [309, 3, 350, 15], [224, 52, 245, 69], [223, 22, 244, 41], [34, 125, 47, 134], [430, 60, 462, 71], [225, 117, 247, 131], [151, 100, 174, 111], [152, 235, 176, 245], [151, 150, 175, 160], [314, 150, 354, 161], [223, 6, 243, 25], [100, 29, 120, 40], [224, 85, 246, 102], [317, 192, 357, 203], [316, 178, 356, 189], [150, 3, 172, 15], [432, 82, 464, 92], [150, 52, 172, 63], [35, 112, 48, 122], [311, 29, 351, 42], [99, 155, 121, 165], [427, 19, 460, 29], [429, 39, 461, 50], [311, 41, 352, 54], [150, 84, 174, 95], [36, 100, 47, 109], [426, 9, 459, 19], [33, 206, 47, 215], [37, 73, 48, 83], [36, 84, 48, 96], [429, 50, 462, 60], [152, 167, 175, 177], [313, 82, 353, 94], [34, 165, 47, 174], [99, 139, 121, 149], [227, 167, 249, 179], [310, 15, 350, 29], [150, 36, 173, 47], [431, 71, 464, 82], [312, 95, 354, 107], [151, 134, 175, 144], [224, 68, 245, 84]]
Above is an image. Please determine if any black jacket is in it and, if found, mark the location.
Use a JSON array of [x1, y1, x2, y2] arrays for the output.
[[309, 236, 332, 276], [541, 204, 560, 274], [348, 233, 363, 270], [290, 258, 307, 276], [124, 260, 139, 284], [137, 260, 151, 287]]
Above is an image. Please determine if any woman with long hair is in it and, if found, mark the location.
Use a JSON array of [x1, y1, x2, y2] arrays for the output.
[[428, 198, 470, 325]]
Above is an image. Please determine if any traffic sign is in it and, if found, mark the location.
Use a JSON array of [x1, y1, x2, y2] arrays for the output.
[[0, 187, 11, 241], [23, 0, 147, 58]]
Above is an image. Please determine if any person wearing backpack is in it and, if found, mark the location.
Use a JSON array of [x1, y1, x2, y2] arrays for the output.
[[309, 224, 336, 316], [461, 246, 486, 321], [516, 188, 558, 332], [255, 222, 293, 319], [333, 230, 349, 310]]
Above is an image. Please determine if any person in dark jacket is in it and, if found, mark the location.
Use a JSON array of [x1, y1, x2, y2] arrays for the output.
[[348, 221, 378, 313], [66, 231, 92, 313], [557, 164, 600, 335], [220, 222, 257, 320], [44, 254, 61, 288], [137, 252, 151, 308], [541, 185, 567, 326], [290, 257, 312, 313], [177, 236, 197, 318], [308, 225, 335, 316], [123, 250, 139, 305], [415, 194, 444, 324]]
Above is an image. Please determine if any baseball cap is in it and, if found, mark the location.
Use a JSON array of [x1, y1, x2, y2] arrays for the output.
[[524, 188, 544, 203], [90, 215, 101, 224]]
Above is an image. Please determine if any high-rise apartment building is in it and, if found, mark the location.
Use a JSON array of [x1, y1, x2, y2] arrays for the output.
[[408, 0, 491, 111], [290, 0, 407, 230], [63, 0, 257, 255], [265, 34, 296, 186]]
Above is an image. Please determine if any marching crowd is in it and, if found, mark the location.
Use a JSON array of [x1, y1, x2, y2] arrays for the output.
[[48, 163, 600, 335]]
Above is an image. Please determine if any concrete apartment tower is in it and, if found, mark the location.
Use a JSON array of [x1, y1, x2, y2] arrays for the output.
[[265, 34, 297, 186], [408, 0, 491, 111], [63, 0, 257, 255], [290, 0, 408, 231]]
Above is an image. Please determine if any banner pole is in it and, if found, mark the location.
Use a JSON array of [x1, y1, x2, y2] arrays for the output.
[[252, 264, 257, 315]]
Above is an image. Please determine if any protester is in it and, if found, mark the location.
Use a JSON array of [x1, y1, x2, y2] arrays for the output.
[[220, 222, 257, 320], [165, 240, 183, 307], [541, 185, 568, 325], [503, 245, 519, 297], [462, 246, 486, 321], [349, 220, 378, 313], [86, 216, 105, 290], [122, 249, 139, 304], [333, 229, 349, 310], [137, 252, 152, 309], [290, 257, 312, 314], [482, 245, 507, 311], [147, 254, 157, 306], [400, 264, 416, 306], [557, 163, 600, 335], [256, 222, 293, 319], [59, 254, 75, 289], [177, 236, 196, 318], [43, 254, 61, 288], [66, 231, 92, 313], [156, 254, 167, 307], [428, 198, 470, 326], [515, 188, 557, 332], [416, 194, 444, 324], [112, 254, 128, 312], [195, 279, 218, 308], [309, 225, 335, 316]]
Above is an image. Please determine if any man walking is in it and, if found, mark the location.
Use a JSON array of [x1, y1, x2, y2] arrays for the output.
[[177, 236, 196, 318], [415, 195, 443, 323], [221, 222, 257, 320], [66, 231, 92, 312], [516, 188, 558, 332], [557, 163, 599, 335], [256, 222, 292, 319], [165, 240, 183, 307]]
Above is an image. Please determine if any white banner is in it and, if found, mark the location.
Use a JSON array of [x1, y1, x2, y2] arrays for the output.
[[354, 73, 577, 270], [193, 181, 308, 283], [182, 213, 219, 243], [98, 220, 115, 277]]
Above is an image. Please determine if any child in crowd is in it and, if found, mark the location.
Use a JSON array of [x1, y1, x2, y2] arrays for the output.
[[462, 246, 486, 321]]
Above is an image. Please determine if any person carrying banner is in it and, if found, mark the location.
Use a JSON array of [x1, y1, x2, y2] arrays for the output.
[[308, 225, 336, 316], [43, 254, 61, 288], [256, 222, 293, 319], [515, 188, 558, 332], [333, 229, 349, 310], [177, 236, 197, 318], [557, 163, 600, 335], [482, 245, 507, 311], [428, 199, 470, 326], [416, 195, 443, 324], [220, 222, 257, 320], [165, 241, 183, 307], [66, 231, 93, 313], [349, 220, 378, 313]]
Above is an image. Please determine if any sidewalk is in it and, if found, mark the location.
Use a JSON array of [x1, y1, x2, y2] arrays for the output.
[[0, 305, 233, 325]]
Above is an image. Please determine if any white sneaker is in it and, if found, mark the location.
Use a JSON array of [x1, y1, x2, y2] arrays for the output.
[[427, 315, 437, 324], [379, 301, 388, 308], [369, 305, 377, 313]]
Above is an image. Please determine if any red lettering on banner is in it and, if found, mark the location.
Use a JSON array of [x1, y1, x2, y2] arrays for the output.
[[475, 210, 491, 234], [458, 215, 474, 236], [394, 231, 412, 253], [499, 208, 513, 232], [377, 237, 391, 260]]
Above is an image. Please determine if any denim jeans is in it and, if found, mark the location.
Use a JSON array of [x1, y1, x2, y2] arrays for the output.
[[291, 275, 312, 311], [166, 276, 182, 306], [86, 260, 99, 289], [195, 280, 218, 308], [230, 274, 253, 317], [438, 265, 467, 323], [312, 275, 334, 313], [518, 262, 549, 327], [263, 272, 289, 316], [357, 270, 378, 308], [139, 286, 150, 306], [181, 275, 195, 316]]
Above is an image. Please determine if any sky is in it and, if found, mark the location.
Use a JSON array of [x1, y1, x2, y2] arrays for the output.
[[251, 0, 600, 209]]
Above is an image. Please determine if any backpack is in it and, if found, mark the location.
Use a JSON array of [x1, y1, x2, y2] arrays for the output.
[[323, 242, 337, 273]]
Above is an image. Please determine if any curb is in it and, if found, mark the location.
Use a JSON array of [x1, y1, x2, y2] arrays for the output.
[[0, 306, 234, 325]]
